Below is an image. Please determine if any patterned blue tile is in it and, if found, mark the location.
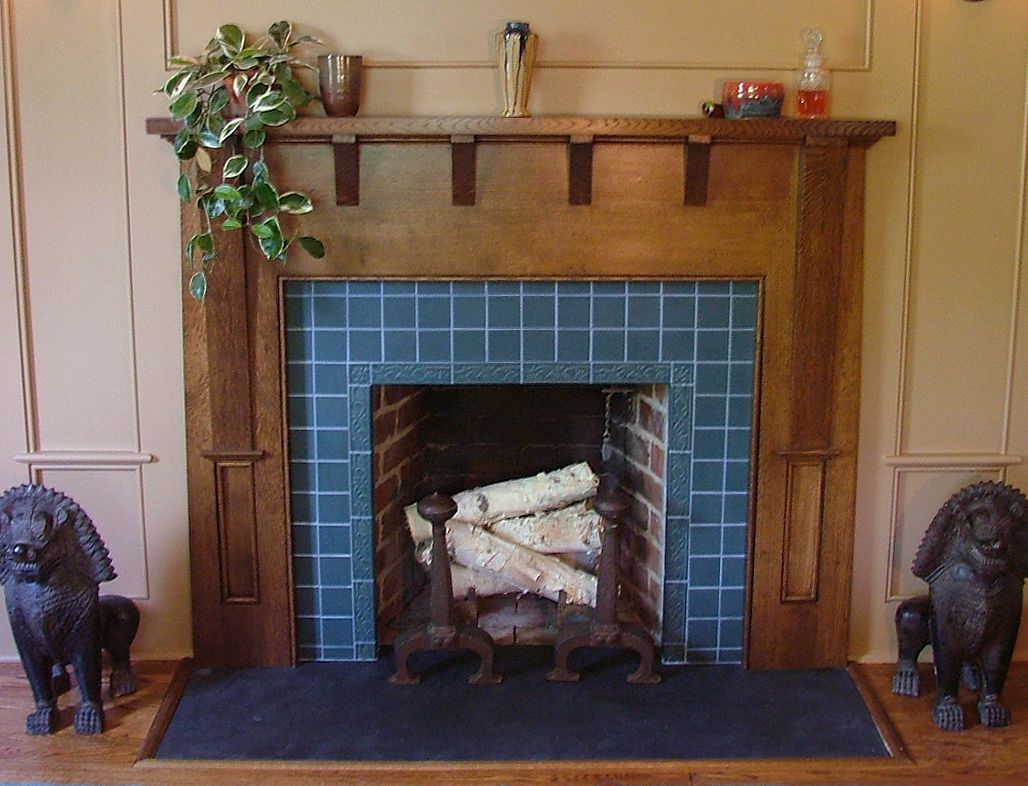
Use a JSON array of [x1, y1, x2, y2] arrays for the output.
[[351, 518, 374, 580], [661, 582, 686, 642], [661, 643, 686, 663], [523, 363, 591, 383], [355, 642, 378, 660], [371, 364, 450, 384], [452, 364, 521, 384], [350, 458, 372, 517]]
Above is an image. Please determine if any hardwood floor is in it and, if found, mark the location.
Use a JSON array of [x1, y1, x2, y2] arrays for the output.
[[0, 661, 1026, 785]]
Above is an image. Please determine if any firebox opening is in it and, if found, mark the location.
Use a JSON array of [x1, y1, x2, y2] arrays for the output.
[[372, 384, 668, 648]]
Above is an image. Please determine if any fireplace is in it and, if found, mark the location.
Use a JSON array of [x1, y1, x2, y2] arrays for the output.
[[151, 115, 896, 669], [284, 280, 757, 663]]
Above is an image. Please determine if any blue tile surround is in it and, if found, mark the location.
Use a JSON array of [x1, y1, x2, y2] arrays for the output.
[[284, 280, 758, 664]]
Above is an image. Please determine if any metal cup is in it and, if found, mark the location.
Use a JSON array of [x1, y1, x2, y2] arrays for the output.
[[318, 54, 363, 117]]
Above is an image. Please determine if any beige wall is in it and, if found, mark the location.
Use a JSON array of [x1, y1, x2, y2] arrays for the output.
[[0, 0, 1025, 663]]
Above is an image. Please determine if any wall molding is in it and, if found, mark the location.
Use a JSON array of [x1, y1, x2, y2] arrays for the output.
[[14, 450, 155, 469], [883, 453, 1022, 468], [162, 0, 874, 72]]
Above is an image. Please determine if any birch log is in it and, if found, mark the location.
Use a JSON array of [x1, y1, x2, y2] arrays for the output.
[[406, 462, 600, 543], [448, 522, 597, 606], [451, 564, 522, 599], [486, 501, 601, 553]]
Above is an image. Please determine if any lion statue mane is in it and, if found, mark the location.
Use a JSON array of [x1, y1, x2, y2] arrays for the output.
[[892, 480, 1028, 730], [0, 484, 139, 735]]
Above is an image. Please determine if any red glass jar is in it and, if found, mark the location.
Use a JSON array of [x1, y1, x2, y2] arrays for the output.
[[721, 81, 785, 119]]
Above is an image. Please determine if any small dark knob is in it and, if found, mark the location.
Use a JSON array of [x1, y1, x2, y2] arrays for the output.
[[417, 492, 458, 525], [593, 484, 630, 521]]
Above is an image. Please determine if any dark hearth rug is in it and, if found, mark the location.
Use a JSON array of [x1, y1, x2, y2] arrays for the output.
[[154, 647, 890, 761]]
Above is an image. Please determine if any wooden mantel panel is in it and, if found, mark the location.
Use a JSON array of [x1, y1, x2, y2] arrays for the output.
[[156, 117, 893, 668]]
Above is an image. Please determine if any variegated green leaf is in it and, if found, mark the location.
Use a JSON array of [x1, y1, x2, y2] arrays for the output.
[[169, 91, 198, 119], [189, 270, 207, 301], [195, 147, 212, 172], [278, 191, 313, 215], [216, 24, 244, 55], [297, 236, 325, 258], [218, 117, 245, 143], [176, 174, 191, 201], [222, 155, 247, 179], [243, 129, 266, 149]]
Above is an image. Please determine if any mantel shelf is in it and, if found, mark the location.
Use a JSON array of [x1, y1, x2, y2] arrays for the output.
[[146, 115, 896, 144]]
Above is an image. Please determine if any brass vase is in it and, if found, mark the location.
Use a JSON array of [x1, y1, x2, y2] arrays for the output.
[[318, 54, 363, 117], [496, 22, 538, 118]]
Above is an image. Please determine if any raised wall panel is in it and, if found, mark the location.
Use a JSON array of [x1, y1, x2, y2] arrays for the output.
[[35, 467, 150, 599], [781, 460, 827, 603], [168, 0, 871, 70], [213, 460, 260, 603]]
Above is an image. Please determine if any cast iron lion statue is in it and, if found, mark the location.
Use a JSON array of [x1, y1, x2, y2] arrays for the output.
[[892, 480, 1028, 731], [0, 484, 140, 735]]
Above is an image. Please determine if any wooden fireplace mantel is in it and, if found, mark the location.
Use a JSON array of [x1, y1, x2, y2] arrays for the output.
[[149, 114, 895, 669]]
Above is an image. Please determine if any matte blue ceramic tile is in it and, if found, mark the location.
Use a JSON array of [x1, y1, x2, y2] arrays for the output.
[[732, 280, 758, 297], [557, 330, 590, 361], [627, 331, 660, 362], [487, 330, 521, 362], [732, 297, 758, 329], [287, 330, 315, 360], [592, 281, 626, 296], [725, 428, 750, 460], [700, 281, 732, 295], [317, 493, 351, 524], [295, 617, 319, 645], [720, 588, 745, 617], [289, 428, 313, 460], [284, 280, 312, 297], [556, 281, 591, 295], [626, 281, 661, 295], [488, 296, 520, 328], [661, 330, 694, 361], [312, 296, 347, 328], [591, 330, 625, 362], [662, 296, 695, 328], [690, 526, 722, 556], [292, 524, 316, 556], [687, 618, 719, 649], [523, 281, 555, 295], [287, 363, 314, 398], [693, 428, 726, 459], [557, 297, 590, 328], [312, 331, 348, 363], [627, 296, 661, 327], [697, 296, 732, 328], [690, 493, 723, 525], [314, 364, 347, 394], [723, 494, 749, 526], [725, 461, 750, 493], [350, 281, 382, 296], [348, 331, 382, 362], [448, 281, 484, 296], [593, 298, 626, 328], [689, 588, 719, 618], [697, 330, 730, 362], [320, 555, 353, 586], [729, 362, 755, 397], [290, 461, 317, 493], [384, 331, 417, 362], [383, 297, 416, 329], [321, 587, 353, 616], [285, 295, 313, 328], [418, 331, 451, 362], [730, 329, 756, 362], [322, 646, 356, 661], [453, 330, 486, 362], [418, 297, 451, 329], [349, 297, 382, 329], [522, 364, 591, 383], [695, 362, 729, 396], [728, 396, 752, 429], [722, 556, 746, 587], [316, 462, 349, 493], [523, 296, 555, 328], [485, 281, 519, 295], [693, 395, 726, 428], [315, 396, 348, 429], [291, 492, 314, 522], [692, 461, 724, 493], [322, 618, 354, 647], [288, 397, 315, 430], [663, 281, 696, 295], [295, 586, 318, 616], [453, 297, 486, 328], [718, 647, 743, 663], [293, 556, 317, 586], [317, 525, 351, 555], [523, 330, 555, 362], [382, 281, 416, 295], [719, 620, 744, 648], [722, 521, 748, 553], [417, 281, 451, 295], [452, 364, 521, 384]]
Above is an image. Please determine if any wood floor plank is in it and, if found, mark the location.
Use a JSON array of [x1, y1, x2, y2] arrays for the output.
[[0, 661, 1027, 785]]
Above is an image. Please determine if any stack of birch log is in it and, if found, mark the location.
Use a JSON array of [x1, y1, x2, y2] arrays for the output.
[[404, 462, 603, 607]]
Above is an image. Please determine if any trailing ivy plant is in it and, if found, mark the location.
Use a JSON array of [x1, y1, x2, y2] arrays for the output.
[[158, 20, 326, 301]]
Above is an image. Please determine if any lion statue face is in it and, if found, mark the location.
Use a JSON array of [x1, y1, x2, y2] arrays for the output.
[[912, 480, 1028, 585], [0, 485, 115, 587], [0, 499, 71, 584]]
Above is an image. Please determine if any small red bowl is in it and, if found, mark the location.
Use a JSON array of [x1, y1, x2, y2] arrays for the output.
[[721, 81, 785, 119]]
